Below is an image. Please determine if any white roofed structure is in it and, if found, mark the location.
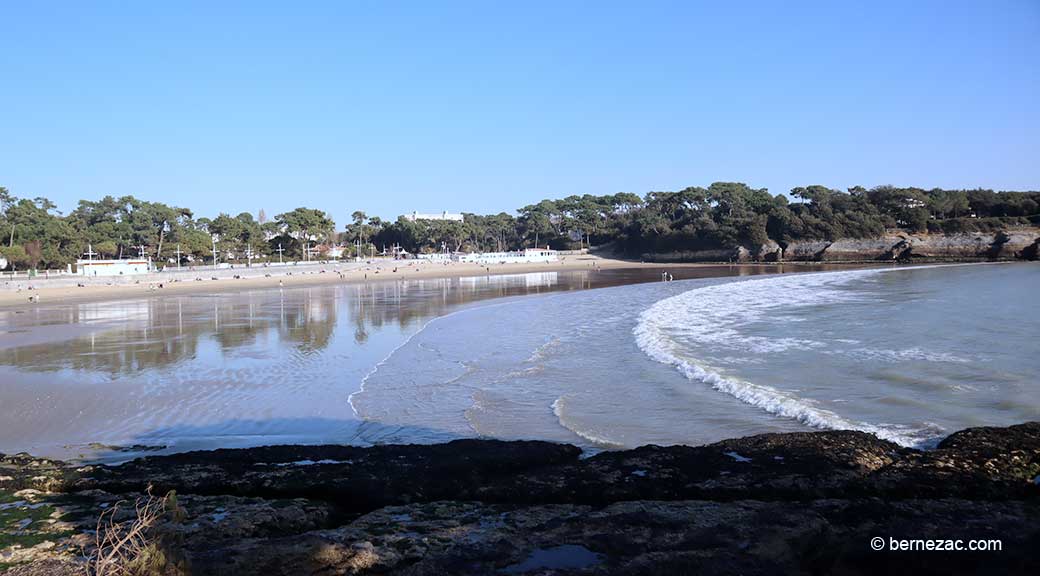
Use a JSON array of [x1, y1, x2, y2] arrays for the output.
[[76, 258, 154, 276], [402, 211, 464, 222]]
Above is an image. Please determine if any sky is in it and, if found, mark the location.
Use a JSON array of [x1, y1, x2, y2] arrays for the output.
[[1, 0, 1038, 224]]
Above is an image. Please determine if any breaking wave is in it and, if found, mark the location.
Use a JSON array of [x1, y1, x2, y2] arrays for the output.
[[633, 269, 947, 447], [551, 396, 625, 449]]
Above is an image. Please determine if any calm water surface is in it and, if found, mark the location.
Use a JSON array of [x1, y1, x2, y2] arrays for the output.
[[0, 263, 1036, 461]]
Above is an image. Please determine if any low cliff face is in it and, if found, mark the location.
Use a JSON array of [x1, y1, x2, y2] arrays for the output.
[[785, 229, 1039, 262], [643, 228, 1040, 263], [2, 423, 1038, 575]]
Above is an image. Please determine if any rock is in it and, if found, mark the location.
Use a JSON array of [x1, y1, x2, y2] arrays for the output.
[[782, 229, 1040, 262], [882, 238, 914, 260], [1020, 237, 1039, 260], [753, 240, 783, 262], [184, 499, 1040, 575], [866, 422, 1040, 499], [73, 439, 582, 510], [4, 423, 1040, 575], [641, 228, 1040, 262], [1, 559, 82, 576], [783, 240, 832, 261], [0, 453, 68, 493], [993, 230, 1040, 259]]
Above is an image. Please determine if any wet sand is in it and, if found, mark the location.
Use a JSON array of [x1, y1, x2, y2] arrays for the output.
[[0, 255, 774, 309]]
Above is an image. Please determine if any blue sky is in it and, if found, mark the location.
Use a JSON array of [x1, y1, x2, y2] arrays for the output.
[[1, 0, 1037, 223]]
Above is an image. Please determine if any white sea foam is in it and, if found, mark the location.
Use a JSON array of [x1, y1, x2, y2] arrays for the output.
[[526, 335, 561, 363], [551, 396, 625, 448], [633, 268, 951, 447]]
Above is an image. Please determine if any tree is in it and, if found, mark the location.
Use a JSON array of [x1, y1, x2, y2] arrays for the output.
[[24, 240, 43, 269], [274, 208, 335, 258], [0, 245, 27, 271], [0, 187, 14, 248], [95, 240, 118, 258]]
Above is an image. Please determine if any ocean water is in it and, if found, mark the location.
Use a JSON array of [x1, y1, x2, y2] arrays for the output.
[[0, 263, 1036, 460], [354, 263, 1039, 449]]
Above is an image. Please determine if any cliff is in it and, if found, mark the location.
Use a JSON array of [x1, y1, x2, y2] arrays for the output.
[[643, 228, 1040, 263], [2, 423, 1038, 575]]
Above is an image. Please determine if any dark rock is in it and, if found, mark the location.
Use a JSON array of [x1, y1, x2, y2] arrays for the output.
[[880, 238, 913, 260], [0, 453, 68, 493], [73, 439, 582, 510], [183, 499, 1040, 576], [865, 422, 1040, 499], [4, 423, 1040, 575], [1020, 238, 1039, 260]]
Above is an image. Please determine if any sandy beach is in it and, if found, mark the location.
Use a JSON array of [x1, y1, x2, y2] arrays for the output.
[[0, 255, 705, 309]]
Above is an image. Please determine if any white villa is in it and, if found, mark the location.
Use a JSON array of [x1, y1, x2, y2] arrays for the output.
[[402, 211, 464, 223], [76, 258, 154, 276]]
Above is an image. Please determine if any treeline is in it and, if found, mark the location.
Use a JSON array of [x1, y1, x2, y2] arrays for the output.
[[368, 184, 1040, 256], [0, 188, 336, 270], [1, 184, 1038, 270]]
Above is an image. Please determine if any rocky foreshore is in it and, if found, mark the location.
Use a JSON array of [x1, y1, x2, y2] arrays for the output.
[[2, 423, 1039, 575]]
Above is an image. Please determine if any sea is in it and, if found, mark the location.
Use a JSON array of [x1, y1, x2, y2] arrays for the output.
[[0, 262, 1036, 461]]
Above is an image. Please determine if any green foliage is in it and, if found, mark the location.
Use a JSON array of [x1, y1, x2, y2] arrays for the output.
[[0, 245, 28, 268], [269, 207, 336, 258], [0, 184, 1037, 267]]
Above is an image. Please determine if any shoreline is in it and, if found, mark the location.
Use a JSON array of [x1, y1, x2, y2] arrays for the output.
[[0, 256, 877, 310]]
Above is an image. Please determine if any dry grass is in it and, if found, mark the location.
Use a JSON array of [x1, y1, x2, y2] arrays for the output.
[[86, 488, 184, 576]]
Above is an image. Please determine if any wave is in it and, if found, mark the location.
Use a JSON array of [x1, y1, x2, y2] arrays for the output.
[[348, 306, 484, 418], [551, 396, 626, 449], [633, 268, 949, 447], [347, 297, 539, 419], [526, 335, 561, 363]]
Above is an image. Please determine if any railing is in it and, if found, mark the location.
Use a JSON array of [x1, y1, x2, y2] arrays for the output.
[[0, 269, 73, 280]]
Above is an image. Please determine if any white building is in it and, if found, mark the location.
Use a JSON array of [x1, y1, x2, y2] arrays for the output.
[[402, 211, 464, 223], [457, 248, 558, 265], [415, 252, 455, 261], [76, 259, 154, 277]]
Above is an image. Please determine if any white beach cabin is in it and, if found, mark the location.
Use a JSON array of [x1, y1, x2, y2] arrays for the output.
[[76, 258, 154, 277], [457, 248, 559, 265]]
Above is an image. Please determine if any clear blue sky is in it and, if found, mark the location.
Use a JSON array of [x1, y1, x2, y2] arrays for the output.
[[1, 0, 1037, 224]]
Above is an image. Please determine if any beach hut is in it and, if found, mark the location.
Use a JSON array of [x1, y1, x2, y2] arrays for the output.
[[76, 258, 154, 276]]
